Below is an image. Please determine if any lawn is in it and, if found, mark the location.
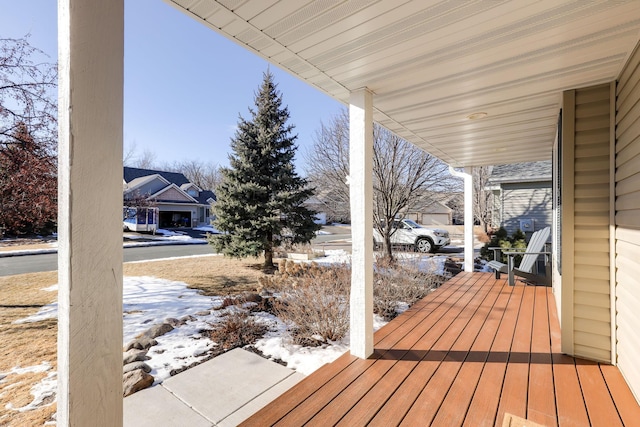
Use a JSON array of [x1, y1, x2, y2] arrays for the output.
[[0, 255, 268, 427]]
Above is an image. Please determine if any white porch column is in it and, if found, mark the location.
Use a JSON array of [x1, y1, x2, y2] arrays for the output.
[[463, 167, 475, 272], [449, 166, 475, 272], [349, 88, 374, 359], [58, 1, 124, 425]]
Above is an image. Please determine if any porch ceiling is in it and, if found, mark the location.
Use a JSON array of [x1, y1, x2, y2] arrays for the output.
[[166, 0, 640, 167]]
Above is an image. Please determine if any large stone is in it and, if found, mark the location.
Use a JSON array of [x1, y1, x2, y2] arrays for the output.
[[123, 361, 152, 374], [124, 336, 157, 351], [143, 323, 174, 339], [123, 369, 154, 397], [164, 317, 183, 327], [123, 349, 148, 365]]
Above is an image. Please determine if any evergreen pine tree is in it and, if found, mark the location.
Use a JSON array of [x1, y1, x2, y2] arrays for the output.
[[211, 71, 320, 268]]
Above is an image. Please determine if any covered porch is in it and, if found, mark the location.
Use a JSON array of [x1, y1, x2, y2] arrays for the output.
[[56, 1, 640, 424], [242, 272, 640, 426]]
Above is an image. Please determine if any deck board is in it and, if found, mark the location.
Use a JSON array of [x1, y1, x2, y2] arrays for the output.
[[496, 280, 535, 423], [527, 286, 557, 426], [241, 272, 640, 426]]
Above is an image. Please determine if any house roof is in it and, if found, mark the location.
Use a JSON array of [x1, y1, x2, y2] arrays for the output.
[[197, 190, 217, 204], [123, 167, 217, 204], [488, 160, 552, 185], [124, 167, 191, 187], [124, 174, 171, 193], [168, 1, 640, 167]]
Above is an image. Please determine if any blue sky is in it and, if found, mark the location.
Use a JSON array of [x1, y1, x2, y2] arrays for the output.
[[1, 0, 344, 173]]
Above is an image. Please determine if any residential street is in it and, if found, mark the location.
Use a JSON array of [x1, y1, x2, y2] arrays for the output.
[[0, 244, 215, 277]]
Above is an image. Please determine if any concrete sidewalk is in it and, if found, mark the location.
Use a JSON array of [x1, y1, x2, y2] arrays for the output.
[[124, 348, 305, 427]]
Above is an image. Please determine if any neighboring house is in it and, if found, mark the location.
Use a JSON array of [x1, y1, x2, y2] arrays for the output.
[[123, 167, 216, 229], [303, 195, 329, 225], [403, 199, 452, 226], [487, 161, 552, 236]]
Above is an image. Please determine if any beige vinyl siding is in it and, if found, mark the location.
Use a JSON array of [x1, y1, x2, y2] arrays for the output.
[[562, 83, 612, 362], [615, 41, 640, 401]]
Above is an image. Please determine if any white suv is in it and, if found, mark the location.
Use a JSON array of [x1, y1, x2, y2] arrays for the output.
[[373, 219, 450, 253]]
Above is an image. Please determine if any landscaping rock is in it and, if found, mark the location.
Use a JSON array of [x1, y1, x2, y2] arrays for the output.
[[164, 317, 183, 327], [142, 323, 174, 339], [123, 361, 152, 374], [123, 369, 154, 397], [180, 315, 196, 323], [124, 336, 157, 351], [123, 349, 148, 365]]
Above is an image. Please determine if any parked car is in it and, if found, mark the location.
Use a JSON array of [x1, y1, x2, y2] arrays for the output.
[[373, 219, 450, 253]]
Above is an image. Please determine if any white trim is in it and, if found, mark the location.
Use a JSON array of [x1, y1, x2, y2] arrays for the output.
[[181, 182, 203, 192], [561, 89, 576, 356], [349, 88, 374, 359], [148, 183, 199, 203], [609, 80, 617, 365]]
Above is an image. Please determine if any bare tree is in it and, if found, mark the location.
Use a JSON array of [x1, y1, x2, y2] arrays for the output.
[[174, 160, 221, 192], [158, 159, 222, 192], [372, 127, 455, 258], [123, 140, 138, 166], [0, 35, 57, 151], [473, 166, 493, 232], [305, 109, 457, 259], [304, 110, 351, 222], [134, 148, 157, 170]]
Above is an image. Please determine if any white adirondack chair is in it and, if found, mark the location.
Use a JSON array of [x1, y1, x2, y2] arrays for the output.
[[487, 227, 551, 286]]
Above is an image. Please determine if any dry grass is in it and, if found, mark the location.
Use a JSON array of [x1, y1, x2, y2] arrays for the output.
[[123, 255, 267, 296], [0, 255, 271, 426], [0, 272, 58, 426]]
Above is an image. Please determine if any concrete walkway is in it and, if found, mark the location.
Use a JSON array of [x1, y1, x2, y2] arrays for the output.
[[124, 348, 304, 427]]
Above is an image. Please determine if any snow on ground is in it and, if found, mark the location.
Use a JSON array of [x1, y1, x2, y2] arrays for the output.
[[193, 225, 221, 234], [5, 249, 449, 415]]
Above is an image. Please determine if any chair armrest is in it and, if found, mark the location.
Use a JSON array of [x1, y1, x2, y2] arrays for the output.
[[503, 251, 551, 256]]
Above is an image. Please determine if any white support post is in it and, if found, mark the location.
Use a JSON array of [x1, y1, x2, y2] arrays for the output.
[[463, 167, 475, 272], [449, 166, 475, 272], [58, 1, 124, 425], [349, 88, 374, 359]]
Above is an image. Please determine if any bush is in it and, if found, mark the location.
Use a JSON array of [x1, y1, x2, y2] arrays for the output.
[[207, 309, 270, 350], [261, 258, 447, 344], [269, 261, 350, 346], [373, 256, 445, 320]]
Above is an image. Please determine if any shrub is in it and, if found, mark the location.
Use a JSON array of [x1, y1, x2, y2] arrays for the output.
[[373, 256, 445, 320], [267, 261, 351, 346], [480, 227, 527, 264], [263, 258, 448, 343], [207, 309, 270, 350]]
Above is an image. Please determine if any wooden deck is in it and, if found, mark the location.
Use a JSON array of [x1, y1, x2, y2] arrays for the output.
[[241, 272, 640, 426]]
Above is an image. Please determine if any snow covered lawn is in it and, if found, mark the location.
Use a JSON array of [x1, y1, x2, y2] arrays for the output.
[[1, 249, 449, 422]]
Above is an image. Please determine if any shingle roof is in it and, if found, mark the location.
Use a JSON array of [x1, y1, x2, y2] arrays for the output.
[[488, 160, 552, 184], [197, 190, 217, 204], [123, 167, 190, 187], [123, 167, 217, 204]]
